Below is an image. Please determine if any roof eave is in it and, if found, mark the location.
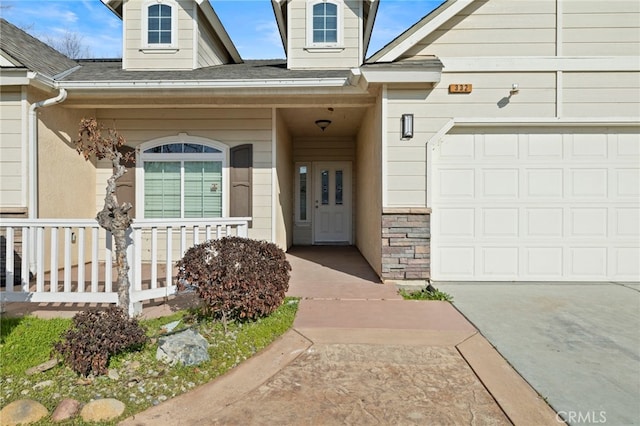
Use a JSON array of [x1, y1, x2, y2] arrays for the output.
[[362, 0, 379, 62], [271, 0, 288, 55], [100, 0, 123, 19]]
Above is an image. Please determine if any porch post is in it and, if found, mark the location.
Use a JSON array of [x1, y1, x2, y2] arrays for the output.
[[126, 227, 142, 317]]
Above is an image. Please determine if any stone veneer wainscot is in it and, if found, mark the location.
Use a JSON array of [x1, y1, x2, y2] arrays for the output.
[[381, 208, 431, 281]]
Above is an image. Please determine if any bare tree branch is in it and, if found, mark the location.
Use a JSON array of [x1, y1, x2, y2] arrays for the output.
[[45, 30, 91, 59]]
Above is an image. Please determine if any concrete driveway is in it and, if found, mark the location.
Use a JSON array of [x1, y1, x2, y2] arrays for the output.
[[436, 282, 640, 426]]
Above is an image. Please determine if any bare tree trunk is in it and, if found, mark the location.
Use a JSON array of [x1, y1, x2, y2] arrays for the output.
[[96, 155, 132, 310]]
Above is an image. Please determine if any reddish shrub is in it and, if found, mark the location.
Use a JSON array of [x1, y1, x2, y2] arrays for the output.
[[54, 307, 147, 376], [176, 237, 291, 320]]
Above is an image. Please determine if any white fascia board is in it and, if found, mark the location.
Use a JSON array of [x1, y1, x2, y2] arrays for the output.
[[441, 56, 640, 72], [58, 77, 352, 90], [195, 0, 243, 64], [371, 0, 474, 63], [360, 69, 441, 84], [362, 0, 379, 62], [272, 0, 288, 54], [0, 69, 30, 86]]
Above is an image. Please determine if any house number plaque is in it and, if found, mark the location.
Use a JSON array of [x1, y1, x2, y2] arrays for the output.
[[449, 84, 473, 94]]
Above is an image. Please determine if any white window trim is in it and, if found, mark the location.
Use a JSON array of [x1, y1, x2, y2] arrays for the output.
[[141, 0, 179, 50], [135, 133, 229, 218], [295, 162, 311, 224], [306, 0, 344, 49]]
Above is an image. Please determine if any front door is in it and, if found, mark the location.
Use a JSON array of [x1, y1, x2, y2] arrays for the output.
[[313, 161, 352, 244]]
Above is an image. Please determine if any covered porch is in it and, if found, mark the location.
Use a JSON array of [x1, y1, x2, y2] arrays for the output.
[[0, 245, 399, 319]]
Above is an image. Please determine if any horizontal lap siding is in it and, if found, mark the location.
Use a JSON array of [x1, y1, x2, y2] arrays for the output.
[[563, 72, 640, 117], [563, 1, 640, 56], [386, 72, 557, 207], [404, 0, 557, 58], [0, 89, 22, 207], [288, 0, 361, 69], [197, 9, 228, 67], [124, 0, 195, 70], [95, 109, 273, 241]]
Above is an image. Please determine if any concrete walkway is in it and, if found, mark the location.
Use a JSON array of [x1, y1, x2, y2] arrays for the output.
[[437, 282, 640, 426], [122, 247, 560, 425]]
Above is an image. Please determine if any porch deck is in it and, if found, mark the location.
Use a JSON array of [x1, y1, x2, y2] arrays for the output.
[[1, 246, 399, 319]]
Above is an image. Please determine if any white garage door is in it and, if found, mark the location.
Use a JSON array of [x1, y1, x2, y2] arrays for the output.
[[431, 129, 640, 281]]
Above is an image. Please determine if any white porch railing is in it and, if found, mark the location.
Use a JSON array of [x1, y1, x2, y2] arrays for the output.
[[0, 217, 250, 315]]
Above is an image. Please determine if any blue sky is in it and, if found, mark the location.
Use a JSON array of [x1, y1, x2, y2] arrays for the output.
[[0, 0, 443, 59]]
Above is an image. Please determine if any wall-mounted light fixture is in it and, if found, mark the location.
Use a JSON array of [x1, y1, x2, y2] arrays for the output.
[[401, 114, 414, 139], [510, 83, 519, 95], [315, 119, 331, 132]]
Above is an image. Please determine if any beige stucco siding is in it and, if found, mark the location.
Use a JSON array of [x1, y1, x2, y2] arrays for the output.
[[94, 108, 273, 241], [123, 0, 196, 70], [275, 110, 293, 250], [404, 1, 557, 58], [563, 1, 640, 56], [0, 88, 24, 208], [355, 100, 382, 276], [288, 0, 362, 69], [29, 90, 97, 219]]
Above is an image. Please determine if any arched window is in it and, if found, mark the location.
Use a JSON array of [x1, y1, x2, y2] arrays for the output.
[[307, 0, 342, 47], [142, 0, 177, 48], [148, 4, 172, 44], [137, 136, 228, 218], [312, 2, 337, 43]]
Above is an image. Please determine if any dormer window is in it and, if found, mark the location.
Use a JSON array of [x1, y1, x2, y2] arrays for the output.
[[141, 0, 178, 49], [307, 0, 343, 48], [313, 2, 337, 43]]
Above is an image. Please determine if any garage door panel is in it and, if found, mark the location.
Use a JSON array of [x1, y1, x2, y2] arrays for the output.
[[432, 130, 640, 281], [481, 169, 519, 197], [615, 208, 640, 237], [570, 208, 608, 237], [483, 134, 518, 158], [570, 169, 608, 197], [482, 208, 518, 237], [439, 208, 475, 237], [615, 134, 640, 158], [571, 134, 608, 158], [527, 133, 563, 158], [570, 247, 607, 276], [526, 168, 564, 198], [613, 247, 640, 277], [438, 169, 475, 198], [526, 208, 563, 237], [482, 247, 518, 276], [615, 169, 640, 197], [439, 247, 474, 276], [440, 134, 474, 158], [525, 247, 563, 276]]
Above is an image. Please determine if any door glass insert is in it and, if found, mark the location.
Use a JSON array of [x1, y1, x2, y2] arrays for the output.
[[299, 166, 307, 221], [335, 170, 343, 205], [321, 170, 329, 205]]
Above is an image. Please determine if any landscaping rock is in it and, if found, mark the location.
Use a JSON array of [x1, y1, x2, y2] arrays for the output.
[[80, 398, 125, 422], [108, 368, 120, 380], [25, 358, 59, 376], [51, 398, 81, 422], [156, 328, 209, 366], [0, 399, 48, 425], [33, 380, 53, 390]]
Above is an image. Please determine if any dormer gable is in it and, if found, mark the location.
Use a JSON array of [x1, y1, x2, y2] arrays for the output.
[[272, 0, 378, 70], [102, 0, 241, 71]]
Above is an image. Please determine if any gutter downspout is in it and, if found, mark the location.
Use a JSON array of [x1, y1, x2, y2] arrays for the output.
[[28, 88, 67, 272], [28, 88, 67, 219]]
